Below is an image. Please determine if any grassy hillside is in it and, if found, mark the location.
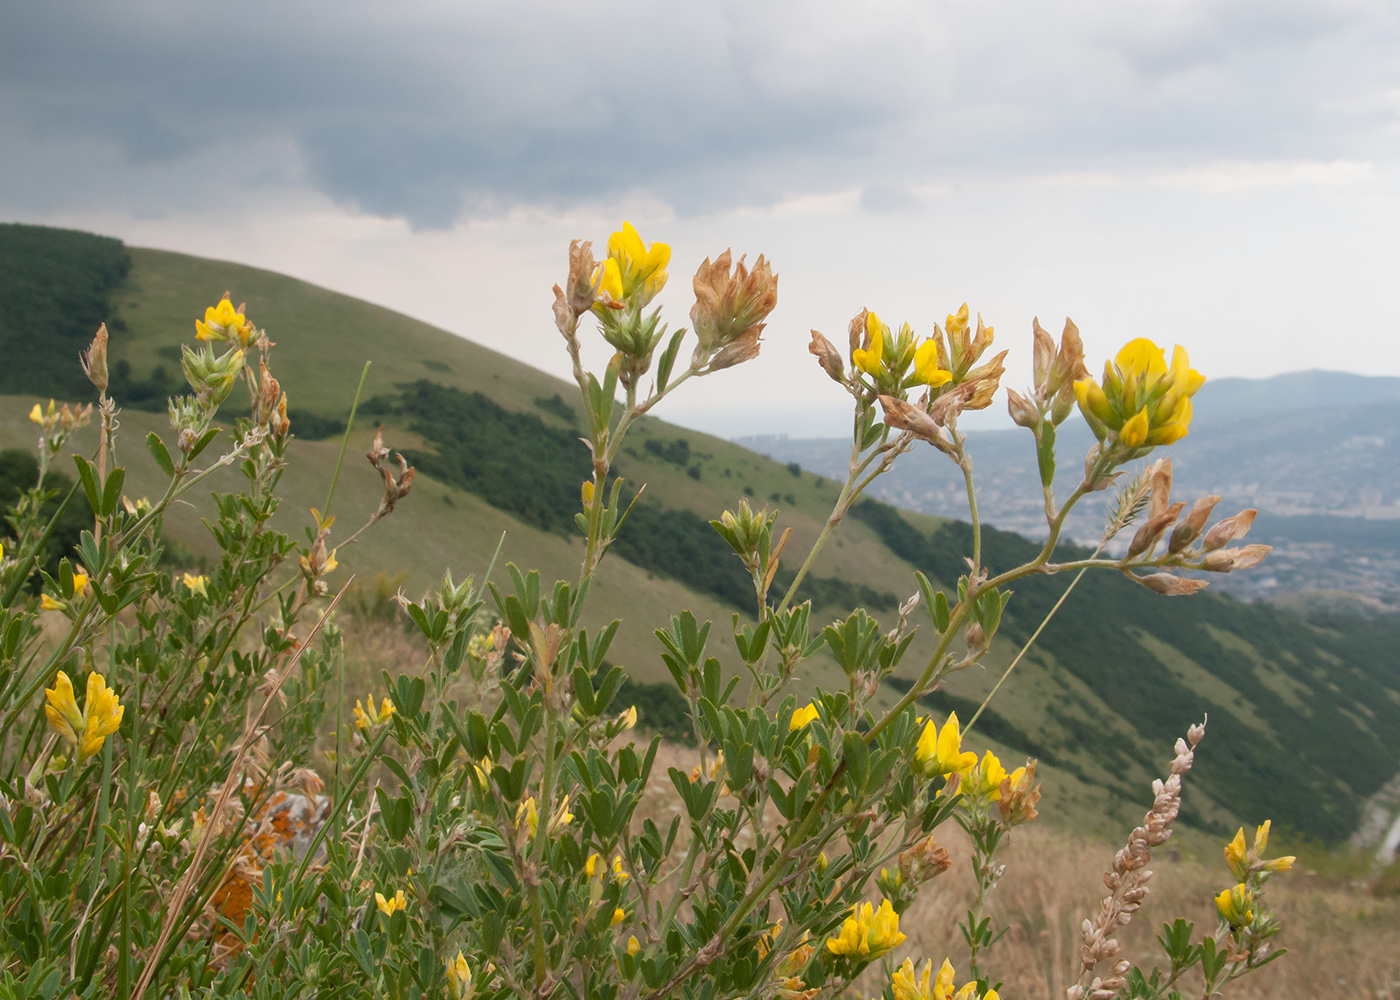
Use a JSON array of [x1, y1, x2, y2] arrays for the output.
[[2, 222, 1397, 843]]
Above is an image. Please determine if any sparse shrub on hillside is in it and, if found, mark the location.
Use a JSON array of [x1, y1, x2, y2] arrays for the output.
[[0, 224, 1305, 1000]]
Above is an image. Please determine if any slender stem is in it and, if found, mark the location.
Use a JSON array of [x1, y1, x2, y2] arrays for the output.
[[964, 552, 1101, 738], [321, 361, 371, 519], [962, 454, 981, 575]]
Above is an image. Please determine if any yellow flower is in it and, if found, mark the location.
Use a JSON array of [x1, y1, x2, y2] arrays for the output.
[[1215, 883, 1253, 927], [912, 339, 953, 387], [40, 594, 64, 611], [29, 402, 43, 424], [375, 888, 407, 916], [182, 573, 208, 598], [853, 312, 886, 375], [586, 852, 602, 878], [593, 257, 625, 303], [789, 702, 820, 731], [195, 294, 254, 345], [1225, 819, 1295, 878], [44, 670, 124, 761], [914, 713, 978, 778], [893, 958, 936, 1000], [1075, 338, 1203, 449], [619, 705, 638, 731], [626, 935, 641, 956], [353, 692, 396, 730], [611, 907, 626, 926], [604, 222, 670, 305], [612, 854, 630, 883], [517, 796, 539, 838], [550, 794, 573, 832], [825, 898, 906, 958], [445, 950, 474, 998], [71, 570, 89, 595], [960, 751, 1008, 801]]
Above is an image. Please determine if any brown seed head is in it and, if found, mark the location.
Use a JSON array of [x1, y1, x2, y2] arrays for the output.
[[690, 250, 778, 356], [81, 323, 109, 394], [1137, 573, 1210, 596], [1169, 495, 1221, 552], [809, 330, 845, 383]]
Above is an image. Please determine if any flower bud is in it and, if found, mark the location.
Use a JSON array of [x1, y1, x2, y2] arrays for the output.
[[1006, 387, 1040, 429], [1136, 573, 1210, 596], [898, 836, 951, 884], [1169, 495, 1221, 552], [808, 330, 845, 383], [877, 395, 942, 443], [81, 323, 109, 394], [1201, 510, 1257, 551]]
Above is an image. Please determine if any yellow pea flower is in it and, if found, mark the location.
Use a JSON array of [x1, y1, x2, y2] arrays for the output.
[[40, 594, 65, 611], [182, 573, 208, 598], [619, 705, 638, 731], [852, 312, 886, 375], [586, 852, 602, 879], [914, 712, 978, 778], [825, 898, 906, 958], [789, 702, 820, 731], [71, 570, 89, 595], [550, 794, 573, 832], [626, 935, 641, 956], [1215, 883, 1253, 927], [1225, 819, 1295, 878], [195, 294, 254, 346], [352, 692, 396, 730], [960, 751, 1008, 801], [517, 796, 539, 838], [445, 950, 474, 998], [611, 907, 626, 926], [44, 670, 124, 761], [612, 854, 630, 883], [1075, 337, 1203, 449], [603, 222, 670, 305], [593, 257, 625, 304], [375, 888, 407, 916], [1225, 827, 1249, 880], [911, 339, 953, 388]]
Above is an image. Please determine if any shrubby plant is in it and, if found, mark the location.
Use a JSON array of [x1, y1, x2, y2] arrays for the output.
[[0, 225, 1290, 1000]]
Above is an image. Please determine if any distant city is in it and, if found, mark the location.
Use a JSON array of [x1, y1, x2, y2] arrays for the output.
[[741, 371, 1400, 609]]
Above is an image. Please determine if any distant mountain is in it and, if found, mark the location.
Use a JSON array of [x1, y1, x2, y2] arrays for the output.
[[741, 371, 1400, 603]]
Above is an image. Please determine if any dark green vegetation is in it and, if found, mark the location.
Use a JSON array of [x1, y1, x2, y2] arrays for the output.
[[2, 222, 1396, 842], [378, 380, 897, 614], [856, 498, 1400, 840], [0, 223, 129, 400], [0, 449, 94, 586]]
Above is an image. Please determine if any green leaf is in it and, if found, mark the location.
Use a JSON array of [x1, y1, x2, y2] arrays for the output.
[[99, 466, 125, 518], [72, 455, 101, 514], [188, 427, 221, 461], [656, 328, 686, 393], [1037, 423, 1057, 487], [146, 432, 175, 477]]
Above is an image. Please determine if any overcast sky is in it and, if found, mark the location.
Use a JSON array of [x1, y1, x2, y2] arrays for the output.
[[4, 0, 1399, 436]]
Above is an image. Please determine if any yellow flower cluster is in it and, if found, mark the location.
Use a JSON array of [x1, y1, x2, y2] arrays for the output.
[[852, 311, 953, 392], [892, 958, 999, 1000], [44, 670, 123, 761], [353, 692, 396, 730], [593, 222, 670, 308], [825, 898, 905, 958], [195, 293, 256, 348], [914, 712, 977, 778], [375, 888, 407, 916], [1224, 819, 1295, 881], [1075, 338, 1204, 449], [445, 949, 474, 998], [1215, 883, 1253, 927]]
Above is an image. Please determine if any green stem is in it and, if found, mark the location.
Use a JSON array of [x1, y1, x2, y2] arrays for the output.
[[321, 361, 372, 519]]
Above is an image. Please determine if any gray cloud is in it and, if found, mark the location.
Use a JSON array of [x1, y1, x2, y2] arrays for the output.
[[2, 0, 1397, 227]]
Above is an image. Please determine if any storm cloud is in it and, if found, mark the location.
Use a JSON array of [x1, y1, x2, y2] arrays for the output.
[[3, 0, 1397, 228]]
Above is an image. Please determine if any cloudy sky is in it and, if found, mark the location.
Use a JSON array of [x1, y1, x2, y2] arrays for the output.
[[4, 0, 1399, 436]]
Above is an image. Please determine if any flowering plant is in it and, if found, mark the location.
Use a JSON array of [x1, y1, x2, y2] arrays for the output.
[[0, 225, 1288, 1000]]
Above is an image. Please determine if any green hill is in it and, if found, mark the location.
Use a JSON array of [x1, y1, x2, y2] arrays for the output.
[[2, 222, 1397, 844]]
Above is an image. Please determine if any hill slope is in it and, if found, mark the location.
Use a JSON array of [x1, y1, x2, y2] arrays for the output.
[[2, 222, 1397, 843]]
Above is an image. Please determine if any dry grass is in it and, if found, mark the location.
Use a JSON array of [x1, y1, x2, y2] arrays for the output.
[[880, 824, 1400, 999]]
